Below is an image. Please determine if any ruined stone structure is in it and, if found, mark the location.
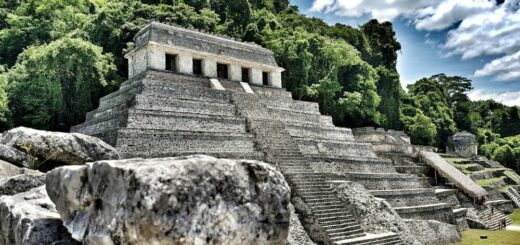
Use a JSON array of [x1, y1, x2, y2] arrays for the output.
[[353, 127, 517, 232], [446, 131, 478, 158], [72, 23, 472, 244]]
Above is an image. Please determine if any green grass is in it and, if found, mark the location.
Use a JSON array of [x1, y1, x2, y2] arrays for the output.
[[510, 209, 520, 225], [452, 163, 480, 172], [475, 176, 506, 187], [458, 229, 520, 244], [444, 157, 467, 164], [505, 171, 520, 184]]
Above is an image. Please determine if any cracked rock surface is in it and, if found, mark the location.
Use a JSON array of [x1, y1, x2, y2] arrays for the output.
[[0, 173, 46, 196], [0, 186, 79, 245], [46, 155, 291, 244]]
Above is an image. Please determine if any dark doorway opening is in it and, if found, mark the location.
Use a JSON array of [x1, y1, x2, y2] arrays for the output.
[[217, 63, 229, 79], [262, 72, 269, 86], [242, 68, 250, 82], [165, 54, 177, 72], [193, 59, 203, 75]]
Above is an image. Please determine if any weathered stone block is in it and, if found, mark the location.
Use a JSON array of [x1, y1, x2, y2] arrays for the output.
[[46, 155, 291, 244]]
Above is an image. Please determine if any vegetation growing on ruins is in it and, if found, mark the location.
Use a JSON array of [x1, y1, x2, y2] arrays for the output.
[[0, 0, 519, 169]]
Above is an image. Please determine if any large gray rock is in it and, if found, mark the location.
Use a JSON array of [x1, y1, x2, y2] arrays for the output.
[[0, 160, 39, 179], [0, 173, 46, 196], [46, 155, 291, 244], [0, 144, 33, 168], [332, 181, 421, 245], [0, 186, 79, 245], [0, 127, 120, 170]]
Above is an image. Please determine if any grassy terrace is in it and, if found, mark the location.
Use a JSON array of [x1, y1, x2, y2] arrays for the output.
[[475, 176, 507, 187], [457, 210, 520, 244], [442, 156, 519, 192], [444, 157, 467, 164], [458, 229, 520, 244]]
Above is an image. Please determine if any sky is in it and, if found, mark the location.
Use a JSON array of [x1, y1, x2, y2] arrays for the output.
[[290, 0, 520, 106]]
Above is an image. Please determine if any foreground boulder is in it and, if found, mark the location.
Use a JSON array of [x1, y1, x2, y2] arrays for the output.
[[46, 155, 291, 244], [0, 186, 78, 245], [0, 127, 119, 170]]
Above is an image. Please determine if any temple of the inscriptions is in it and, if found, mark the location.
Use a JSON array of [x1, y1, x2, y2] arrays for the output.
[[72, 22, 520, 245], [126, 22, 284, 88]]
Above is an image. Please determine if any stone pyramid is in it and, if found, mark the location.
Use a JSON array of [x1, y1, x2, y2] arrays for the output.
[[73, 68, 462, 244]]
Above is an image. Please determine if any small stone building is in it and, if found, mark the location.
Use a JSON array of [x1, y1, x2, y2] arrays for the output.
[[125, 22, 284, 88], [446, 131, 478, 158]]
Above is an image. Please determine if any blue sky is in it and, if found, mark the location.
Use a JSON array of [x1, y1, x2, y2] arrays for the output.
[[290, 0, 520, 106]]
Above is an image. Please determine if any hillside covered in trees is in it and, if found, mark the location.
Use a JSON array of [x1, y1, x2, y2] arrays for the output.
[[0, 0, 519, 170]]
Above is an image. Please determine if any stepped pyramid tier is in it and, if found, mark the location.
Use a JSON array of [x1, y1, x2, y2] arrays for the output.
[[72, 23, 466, 244]]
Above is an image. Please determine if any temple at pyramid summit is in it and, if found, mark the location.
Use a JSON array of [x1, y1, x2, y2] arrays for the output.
[[72, 22, 520, 245]]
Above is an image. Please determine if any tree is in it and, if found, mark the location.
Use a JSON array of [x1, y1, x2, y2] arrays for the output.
[[0, 65, 10, 129], [6, 37, 116, 130], [375, 66, 402, 129], [0, 0, 91, 66], [404, 76, 457, 148], [361, 20, 401, 69], [86, 1, 220, 77]]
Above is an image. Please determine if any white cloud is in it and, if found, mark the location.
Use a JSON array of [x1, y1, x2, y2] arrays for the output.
[[414, 0, 495, 30], [309, 0, 520, 82], [475, 50, 520, 81], [310, 0, 438, 21], [468, 89, 520, 106]]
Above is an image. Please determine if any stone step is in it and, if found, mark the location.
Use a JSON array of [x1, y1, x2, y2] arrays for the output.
[[333, 232, 402, 245], [297, 190, 336, 196], [285, 124, 355, 142], [394, 165, 431, 175], [327, 228, 365, 240], [311, 203, 346, 210], [394, 203, 455, 223], [264, 101, 321, 116], [330, 233, 366, 243], [287, 172, 425, 190], [304, 196, 338, 203], [100, 75, 231, 107], [111, 129, 261, 159], [318, 216, 357, 225], [295, 139, 380, 159], [370, 188, 440, 207], [313, 209, 350, 216], [75, 109, 248, 135], [88, 94, 238, 122], [125, 109, 247, 133]]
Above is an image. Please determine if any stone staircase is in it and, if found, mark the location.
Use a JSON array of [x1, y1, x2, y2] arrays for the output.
[[231, 93, 405, 244], [290, 176, 366, 243], [478, 207, 513, 230], [506, 187, 520, 208]]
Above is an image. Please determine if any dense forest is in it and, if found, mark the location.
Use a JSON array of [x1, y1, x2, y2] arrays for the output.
[[0, 0, 519, 170]]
